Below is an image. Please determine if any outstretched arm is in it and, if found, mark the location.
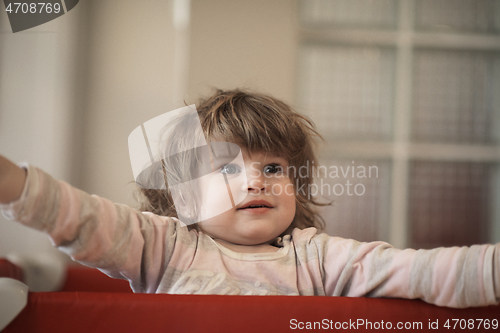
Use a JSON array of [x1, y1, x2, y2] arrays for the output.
[[321, 236, 500, 308], [0, 155, 27, 204], [0, 156, 183, 293]]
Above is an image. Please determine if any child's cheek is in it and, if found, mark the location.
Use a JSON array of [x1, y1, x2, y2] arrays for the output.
[[196, 173, 234, 221], [277, 177, 296, 197]]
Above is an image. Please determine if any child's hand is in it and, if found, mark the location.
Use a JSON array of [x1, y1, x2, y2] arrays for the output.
[[0, 156, 27, 204]]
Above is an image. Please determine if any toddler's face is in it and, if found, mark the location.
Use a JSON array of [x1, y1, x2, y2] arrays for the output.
[[195, 147, 296, 245]]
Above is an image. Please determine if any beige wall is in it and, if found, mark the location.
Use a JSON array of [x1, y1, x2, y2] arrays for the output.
[[0, 0, 87, 258], [80, 0, 179, 205], [188, 0, 298, 106]]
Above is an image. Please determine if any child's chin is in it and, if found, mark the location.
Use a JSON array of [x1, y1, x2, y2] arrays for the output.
[[238, 228, 282, 244]]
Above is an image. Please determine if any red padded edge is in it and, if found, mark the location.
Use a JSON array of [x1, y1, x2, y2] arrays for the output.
[[60, 266, 132, 293], [5, 292, 499, 333], [0, 258, 23, 282]]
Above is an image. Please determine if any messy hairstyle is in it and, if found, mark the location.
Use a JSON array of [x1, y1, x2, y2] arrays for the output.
[[137, 89, 328, 232]]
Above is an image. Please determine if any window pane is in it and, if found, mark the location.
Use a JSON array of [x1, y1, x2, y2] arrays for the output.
[[408, 161, 491, 249], [412, 49, 500, 144], [415, 0, 500, 34], [299, 44, 395, 140], [300, 0, 398, 29], [315, 159, 391, 242]]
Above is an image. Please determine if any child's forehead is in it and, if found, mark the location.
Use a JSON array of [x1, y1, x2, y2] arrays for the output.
[[239, 149, 291, 167], [207, 138, 290, 163]]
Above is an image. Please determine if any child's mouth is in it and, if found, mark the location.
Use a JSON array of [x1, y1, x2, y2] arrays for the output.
[[237, 201, 274, 213], [241, 205, 270, 209], [237, 206, 273, 214]]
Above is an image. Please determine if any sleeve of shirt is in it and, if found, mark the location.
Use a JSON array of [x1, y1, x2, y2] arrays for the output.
[[320, 235, 500, 308], [0, 165, 186, 293], [0, 162, 31, 220]]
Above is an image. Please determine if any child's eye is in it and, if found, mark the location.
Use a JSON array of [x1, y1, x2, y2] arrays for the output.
[[264, 164, 283, 174], [220, 163, 241, 175]]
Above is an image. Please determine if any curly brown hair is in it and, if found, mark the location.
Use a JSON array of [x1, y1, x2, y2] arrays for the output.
[[136, 88, 328, 233]]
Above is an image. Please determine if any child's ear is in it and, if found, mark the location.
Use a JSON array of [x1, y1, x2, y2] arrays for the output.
[[172, 191, 195, 223]]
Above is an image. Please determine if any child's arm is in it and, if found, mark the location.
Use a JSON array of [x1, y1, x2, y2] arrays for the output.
[[0, 155, 27, 204], [320, 235, 499, 308], [0, 155, 180, 293]]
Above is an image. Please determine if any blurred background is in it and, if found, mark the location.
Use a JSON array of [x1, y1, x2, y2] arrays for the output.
[[0, 0, 499, 264]]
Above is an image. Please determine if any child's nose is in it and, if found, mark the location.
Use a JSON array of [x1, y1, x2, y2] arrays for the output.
[[245, 169, 268, 193]]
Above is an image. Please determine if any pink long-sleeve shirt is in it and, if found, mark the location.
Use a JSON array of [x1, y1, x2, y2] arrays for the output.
[[2, 166, 499, 307]]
